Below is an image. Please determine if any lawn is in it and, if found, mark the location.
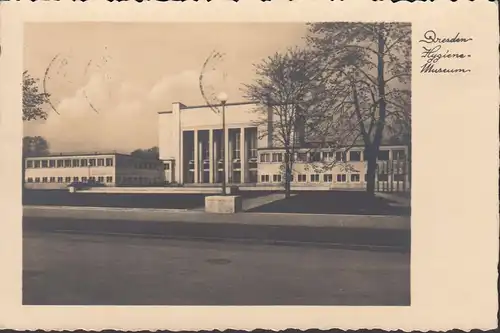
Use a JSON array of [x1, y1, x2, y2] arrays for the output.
[[246, 190, 410, 216]]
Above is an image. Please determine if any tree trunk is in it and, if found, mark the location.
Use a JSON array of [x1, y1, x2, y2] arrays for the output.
[[284, 151, 291, 199], [407, 139, 412, 191], [365, 149, 377, 196]]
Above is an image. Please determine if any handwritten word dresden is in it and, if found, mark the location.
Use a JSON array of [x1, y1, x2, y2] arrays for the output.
[[418, 30, 472, 74]]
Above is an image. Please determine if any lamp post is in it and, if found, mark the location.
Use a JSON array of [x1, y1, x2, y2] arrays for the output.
[[217, 92, 228, 195]]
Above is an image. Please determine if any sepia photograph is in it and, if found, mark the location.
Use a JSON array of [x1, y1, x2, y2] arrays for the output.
[[21, 21, 413, 306]]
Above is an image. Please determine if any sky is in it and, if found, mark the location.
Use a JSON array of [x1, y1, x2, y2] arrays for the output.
[[23, 23, 308, 153]]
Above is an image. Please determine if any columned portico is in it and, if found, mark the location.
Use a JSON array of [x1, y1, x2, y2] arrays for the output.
[[179, 127, 257, 185]]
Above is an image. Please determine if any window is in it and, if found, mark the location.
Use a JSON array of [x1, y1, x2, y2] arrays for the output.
[[98, 176, 104, 183], [394, 174, 405, 181], [310, 174, 320, 182], [233, 133, 241, 159], [97, 158, 105, 167], [378, 173, 388, 181], [89, 176, 96, 182], [273, 174, 282, 183], [73, 177, 79, 182], [310, 152, 321, 162], [42, 177, 48, 183], [296, 152, 308, 162], [323, 174, 333, 182], [106, 176, 113, 183], [27, 177, 33, 183], [72, 159, 80, 167], [26, 160, 33, 168], [57, 177, 63, 183], [323, 151, 334, 161], [41, 160, 48, 168], [260, 174, 270, 182], [81, 159, 88, 167], [250, 148, 257, 159], [351, 174, 360, 182], [49, 160, 56, 168], [49, 177, 56, 182], [349, 151, 362, 161], [335, 152, 346, 161], [57, 159, 64, 167], [393, 149, 406, 161], [298, 174, 307, 182], [378, 150, 389, 161], [89, 159, 96, 167], [81, 177, 87, 182], [336, 174, 347, 182], [260, 153, 270, 163], [65, 177, 71, 183], [164, 163, 170, 170], [272, 153, 283, 163], [106, 158, 114, 167], [64, 159, 71, 167], [35, 177, 40, 182]]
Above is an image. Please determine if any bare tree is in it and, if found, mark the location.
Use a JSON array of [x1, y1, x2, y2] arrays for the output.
[[243, 48, 349, 198], [307, 22, 411, 195]]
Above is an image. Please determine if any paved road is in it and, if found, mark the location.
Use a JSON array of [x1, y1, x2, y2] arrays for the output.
[[23, 231, 410, 305], [23, 216, 411, 251]]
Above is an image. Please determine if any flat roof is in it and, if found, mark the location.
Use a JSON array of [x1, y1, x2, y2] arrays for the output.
[[25, 152, 161, 161], [158, 101, 258, 114]]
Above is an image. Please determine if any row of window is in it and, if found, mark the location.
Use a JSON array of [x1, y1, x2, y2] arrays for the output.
[[26, 158, 114, 169], [260, 173, 406, 183], [26, 158, 161, 170], [259, 150, 406, 163], [27, 176, 114, 183], [26, 176, 164, 184]]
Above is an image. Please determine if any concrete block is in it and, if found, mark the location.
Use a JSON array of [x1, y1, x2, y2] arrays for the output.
[[205, 195, 242, 214]]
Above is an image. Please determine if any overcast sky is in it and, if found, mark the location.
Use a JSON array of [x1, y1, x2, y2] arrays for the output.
[[24, 23, 307, 153]]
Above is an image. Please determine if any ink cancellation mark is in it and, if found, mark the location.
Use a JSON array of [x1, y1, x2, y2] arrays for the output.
[[419, 30, 473, 74]]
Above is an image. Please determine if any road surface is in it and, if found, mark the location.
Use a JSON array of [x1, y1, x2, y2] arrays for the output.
[[23, 230, 410, 305]]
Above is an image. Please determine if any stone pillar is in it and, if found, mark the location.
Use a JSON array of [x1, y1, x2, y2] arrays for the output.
[[240, 127, 246, 184], [194, 130, 199, 183], [225, 127, 230, 184], [209, 129, 214, 184], [214, 131, 219, 183]]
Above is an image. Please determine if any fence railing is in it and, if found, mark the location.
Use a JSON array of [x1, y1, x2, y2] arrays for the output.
[[376, 160, 410, 193]]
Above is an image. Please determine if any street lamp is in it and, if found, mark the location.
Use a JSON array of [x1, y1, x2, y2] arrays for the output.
[[217, 92, 228, 195]]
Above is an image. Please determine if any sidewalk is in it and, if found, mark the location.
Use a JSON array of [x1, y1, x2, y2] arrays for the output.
[[23, 205, 410, 231], [375, 192, 411, 207]]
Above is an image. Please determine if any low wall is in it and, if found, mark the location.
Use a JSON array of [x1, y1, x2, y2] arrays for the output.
[[25, 183, 67, 190]]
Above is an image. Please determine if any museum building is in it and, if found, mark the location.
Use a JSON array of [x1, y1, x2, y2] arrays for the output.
[[158, 101, 410, 190]]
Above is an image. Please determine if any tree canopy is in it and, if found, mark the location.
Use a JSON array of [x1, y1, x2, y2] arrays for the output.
[[23, 71, 50, 121], [131, 146, 160, 160]]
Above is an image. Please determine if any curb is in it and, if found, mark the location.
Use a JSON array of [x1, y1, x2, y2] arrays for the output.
[[23, 205, 411, 231]]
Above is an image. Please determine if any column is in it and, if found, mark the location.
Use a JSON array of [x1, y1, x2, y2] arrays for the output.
[[240, 127, 246, 184], [225, 127, 230, 184], [194, 130, 199, 183], [198, 135, 203, 183], [214, 131, 219, 183], [209, 129, 214, 184]]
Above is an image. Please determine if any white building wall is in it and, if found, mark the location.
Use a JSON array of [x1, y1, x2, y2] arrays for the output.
[[24, 154, 166, 189], [24, 154, 117, 189], [180, 103, 259, 130]]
